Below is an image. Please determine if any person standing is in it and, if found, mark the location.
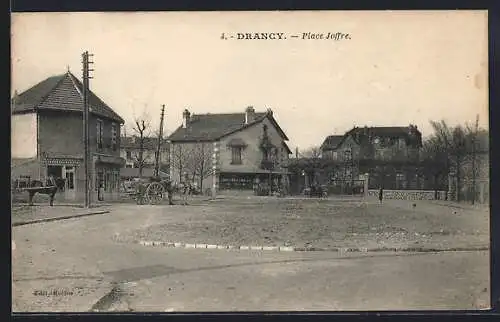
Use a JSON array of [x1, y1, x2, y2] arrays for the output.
[[165, 179, 174, 205], [378, 185, 384, 204], [181, 172, 191, 205]]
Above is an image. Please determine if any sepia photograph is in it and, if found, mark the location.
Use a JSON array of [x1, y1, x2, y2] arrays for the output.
[[11, 10, 490, 312]]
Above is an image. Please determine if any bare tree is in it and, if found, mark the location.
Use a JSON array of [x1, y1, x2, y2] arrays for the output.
[[427, 119, 483, 202], [132, 119, 150, 179], [421, 136, 448, 199], [300, 146, 322, 159], [186, 142, 214, 190], [298, 146, 327, 187], [428, 120, 453, 200], [170, 144, 191, 183], [464, 115, 482, 204], [449, 126, 468, 202]]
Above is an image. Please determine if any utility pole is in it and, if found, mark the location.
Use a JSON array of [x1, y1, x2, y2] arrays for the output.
[[154, 105, 166, 177], [82, 51, 94, 208], [471, 114, 479, 205], [350, 149, 355, 192]]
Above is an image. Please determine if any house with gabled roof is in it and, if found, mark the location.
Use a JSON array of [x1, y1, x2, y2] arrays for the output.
[[167, 106, 292, 194], [287, 124, 429, 195], [329, 125, 425, 190], [318, 125, 425, 189], [11, 70, 125, 202], [320, 135, 345, 159]]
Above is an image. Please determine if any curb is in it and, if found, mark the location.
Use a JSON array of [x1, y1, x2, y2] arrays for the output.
[[12, 211, 110, 227], [135, 240, 489, 254]]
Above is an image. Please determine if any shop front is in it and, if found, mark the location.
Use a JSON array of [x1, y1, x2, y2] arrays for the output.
[[93, 154, 126, 202], [41, 156, 83, 201]]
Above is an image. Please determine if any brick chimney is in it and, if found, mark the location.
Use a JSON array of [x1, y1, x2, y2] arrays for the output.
[[245, 106, 255, 124], [182, 109, 191, 128]]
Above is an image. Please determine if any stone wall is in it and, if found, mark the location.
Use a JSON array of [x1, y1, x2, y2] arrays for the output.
[[367, 189, 447, 200]]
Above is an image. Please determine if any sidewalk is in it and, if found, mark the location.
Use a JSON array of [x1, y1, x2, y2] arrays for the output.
[[12, 205, 111, 226]]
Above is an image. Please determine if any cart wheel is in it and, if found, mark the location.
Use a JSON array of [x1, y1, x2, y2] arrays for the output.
[[146, 182, 164, 205]]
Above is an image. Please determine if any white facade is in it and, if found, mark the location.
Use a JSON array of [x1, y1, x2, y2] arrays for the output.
[[11, 113, 37, 158]]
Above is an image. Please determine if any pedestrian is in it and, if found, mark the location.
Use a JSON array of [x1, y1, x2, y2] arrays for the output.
[[166, 179, 174, 205], [98, 181, 104, 201], [47, 174, 56, 186], [378, 185, 384, 204], [181, 173, 191, 205]]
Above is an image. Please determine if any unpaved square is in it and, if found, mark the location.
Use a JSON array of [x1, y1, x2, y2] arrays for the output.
[[125, 197, 490, 250]]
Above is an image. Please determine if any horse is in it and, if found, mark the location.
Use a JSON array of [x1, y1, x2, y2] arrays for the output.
[[176, 181, 194, 205], [157, 178, 174, 205], [25, 177, 66, 206]]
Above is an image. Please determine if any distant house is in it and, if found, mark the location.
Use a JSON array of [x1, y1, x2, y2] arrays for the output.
[[167, 106, 292, 194], [320, 135, 344, 159], [323, 125, 422, 162], [325, 125, 425, 190], [288, 125, 427, 194], [11, 70, 125, 201], [120, 135, 169, 171]]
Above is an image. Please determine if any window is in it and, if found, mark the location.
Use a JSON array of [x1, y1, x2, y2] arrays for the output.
[[332, 151, 338, 159], [396, 173, 406, 189], [111, 123, 117, 151], [344, 149, 352, 161], [231, 147, 242, 164], [126, 150, 132, 159], [399, 138, 406, 149], [96, 119, 104, 149]]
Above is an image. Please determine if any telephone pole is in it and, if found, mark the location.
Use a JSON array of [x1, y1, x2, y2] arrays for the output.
[[82, 51, 94, 208], [471, 114, 479, 205], [154, 105, 166, 177]]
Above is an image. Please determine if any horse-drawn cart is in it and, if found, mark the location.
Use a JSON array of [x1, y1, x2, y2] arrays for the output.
[[125, 177, 172, 205], [12, 176, 65, 206]]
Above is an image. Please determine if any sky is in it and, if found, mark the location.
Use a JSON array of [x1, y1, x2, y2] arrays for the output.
[[11, 10, 488, 150]]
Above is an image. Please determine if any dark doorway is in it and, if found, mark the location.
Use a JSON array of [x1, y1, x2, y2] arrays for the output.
[[47, 165, 63, 178]]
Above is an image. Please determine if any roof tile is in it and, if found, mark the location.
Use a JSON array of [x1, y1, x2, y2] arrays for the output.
[[12, 72, 124, 123], [168, 112, 268, 141], [321, 135, 344, 151]]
